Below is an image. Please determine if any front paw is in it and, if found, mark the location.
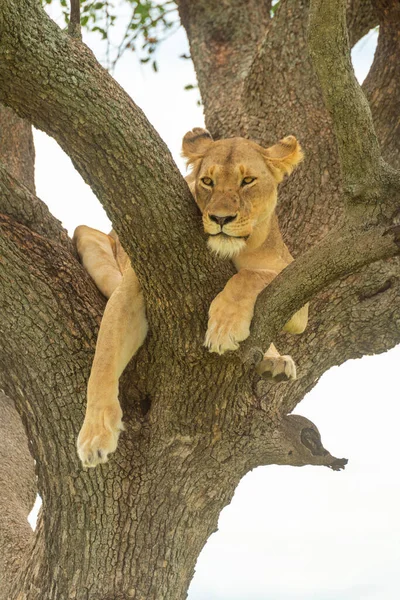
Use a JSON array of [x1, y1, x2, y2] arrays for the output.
[[77, 404, 124, 468], [205, 294, 252, 354], [256, 354, 297, 382]]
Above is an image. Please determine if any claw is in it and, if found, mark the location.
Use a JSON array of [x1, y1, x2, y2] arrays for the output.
[[256, 355, 297, 382], [77, 404, 123, 468]]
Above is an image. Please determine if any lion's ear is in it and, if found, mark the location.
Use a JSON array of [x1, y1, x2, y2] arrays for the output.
[[263, 135, 304, 183], [182, 128, 214, 165]]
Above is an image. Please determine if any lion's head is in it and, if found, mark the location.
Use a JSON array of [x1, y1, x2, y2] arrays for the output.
[[182, 128, 303, 259]]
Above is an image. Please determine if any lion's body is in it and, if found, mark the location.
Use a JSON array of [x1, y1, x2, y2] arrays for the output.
[[75, 129, 308, 468]]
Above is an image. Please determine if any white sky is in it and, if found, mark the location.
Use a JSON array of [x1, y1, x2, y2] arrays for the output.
[[31, 10, 400, 600]]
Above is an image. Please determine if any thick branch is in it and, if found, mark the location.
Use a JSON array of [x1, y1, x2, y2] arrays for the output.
[[176, 0, 270, 137], [0, 162, 74, 252], [0, 0, 232, 318], [242, 222, 400, 356], [273, 415, 347, 470], [243, 412, 348, 471], [0, 103, 35, 193], [0, 391, 36, 600], [308, 0, 383, 195], [347, 0, 377, 47], [363, 0, 400, 169]]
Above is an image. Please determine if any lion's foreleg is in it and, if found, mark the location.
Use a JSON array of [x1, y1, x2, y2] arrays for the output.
[[205, 269, 276, 354], [205, 268, 306, 382], [77, 267, 148, 467]]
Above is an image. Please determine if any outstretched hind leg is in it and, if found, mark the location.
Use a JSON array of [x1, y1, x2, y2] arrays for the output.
[[74, 225, 122, 298], [77, 267, 148, 467]]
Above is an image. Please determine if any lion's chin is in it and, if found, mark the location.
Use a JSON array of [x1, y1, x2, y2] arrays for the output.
[[207, 235, 247, 259]]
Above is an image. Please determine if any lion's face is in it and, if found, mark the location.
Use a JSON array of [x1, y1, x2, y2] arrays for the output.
[[194, 139, 278, 258], [182, 129, 303, 259]]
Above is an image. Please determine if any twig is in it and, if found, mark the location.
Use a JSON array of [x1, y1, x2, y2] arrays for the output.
[[111, 7, 178, 72], [68, 0, 82, 41]]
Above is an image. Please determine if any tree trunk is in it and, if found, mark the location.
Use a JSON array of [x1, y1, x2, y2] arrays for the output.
[[0, 0, 399, 598], [1, 203, 343, 599], [0, 392, 36, 599]]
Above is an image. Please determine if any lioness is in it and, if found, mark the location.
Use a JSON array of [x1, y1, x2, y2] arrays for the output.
[[75, 128, 308, 468]]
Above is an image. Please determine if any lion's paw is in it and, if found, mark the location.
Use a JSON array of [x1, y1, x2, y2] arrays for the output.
[[77, 404, 124, 468], [256, 354, 297, 382], [205, 295, 252, 354]]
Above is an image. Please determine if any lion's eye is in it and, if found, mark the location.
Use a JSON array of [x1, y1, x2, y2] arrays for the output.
[[201, 177, 213, 187], [241, 177, 256, 186]]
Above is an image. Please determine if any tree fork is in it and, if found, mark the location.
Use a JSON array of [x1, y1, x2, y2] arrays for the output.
[[0, 169, 347, 599]]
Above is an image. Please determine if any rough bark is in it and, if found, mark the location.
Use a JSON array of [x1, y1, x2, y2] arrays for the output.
[[176, 0, 272, 138], [0, 392, 36, 600], [0, 162, 74, 251], [0, 0, 399, 599], [0, 103, 35, 193], [0, 155, 344, 600], [309, 0, 383, 193], [68, 0, 82, 40], [347, 0, 377, 47], [363, 0, 400, 168]]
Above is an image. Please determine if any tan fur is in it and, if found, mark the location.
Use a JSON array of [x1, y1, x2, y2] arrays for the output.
[[75, 128, 308, 467]]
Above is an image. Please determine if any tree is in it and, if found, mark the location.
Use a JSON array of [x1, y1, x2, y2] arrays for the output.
[[0, 0, 399, 598]]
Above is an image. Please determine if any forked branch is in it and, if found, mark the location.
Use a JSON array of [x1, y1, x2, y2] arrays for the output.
[[240, 0, 399, 371]]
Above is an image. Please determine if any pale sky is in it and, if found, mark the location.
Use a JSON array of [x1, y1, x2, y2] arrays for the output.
[[30, 8, 400, 599]]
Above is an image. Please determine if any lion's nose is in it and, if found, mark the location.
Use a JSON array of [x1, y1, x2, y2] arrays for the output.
[[209, 214, 237, 226]]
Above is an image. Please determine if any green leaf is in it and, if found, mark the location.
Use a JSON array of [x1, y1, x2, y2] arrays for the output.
[[92, 26, 108, 40], [270, 0, 281, 17]]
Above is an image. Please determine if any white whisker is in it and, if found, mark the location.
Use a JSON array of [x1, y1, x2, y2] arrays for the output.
[[207, 235, 247, 259]]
